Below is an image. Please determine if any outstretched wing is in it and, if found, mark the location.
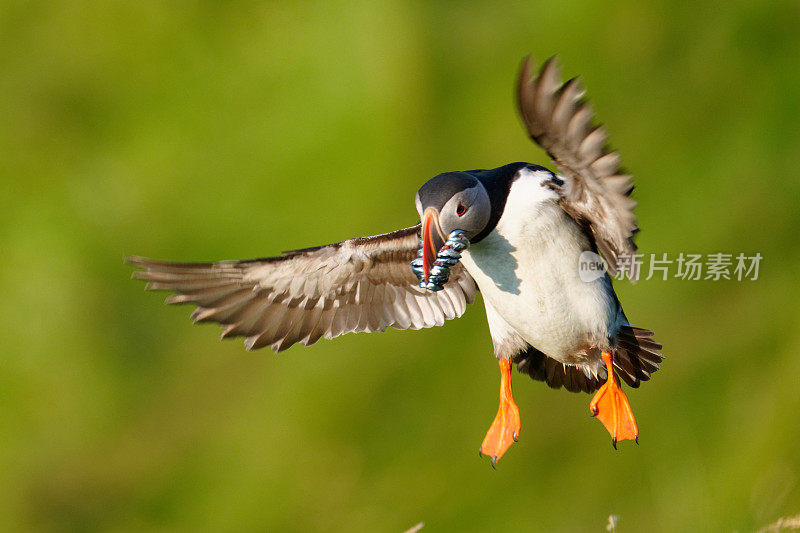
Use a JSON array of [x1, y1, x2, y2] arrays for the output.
[[517, 56, 638, 279], [128, 225, 477, 352]]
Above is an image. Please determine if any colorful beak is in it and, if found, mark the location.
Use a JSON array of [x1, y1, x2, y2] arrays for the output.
[[421, 207, 446, 283]]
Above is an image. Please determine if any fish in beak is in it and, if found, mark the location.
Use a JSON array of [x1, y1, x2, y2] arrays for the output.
[[421, 207, 447, 283]]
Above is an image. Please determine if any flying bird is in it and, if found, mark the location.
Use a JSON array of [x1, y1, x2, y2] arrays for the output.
[[129, 56, 663, 465]]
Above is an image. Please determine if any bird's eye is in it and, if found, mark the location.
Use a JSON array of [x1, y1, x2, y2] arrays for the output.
[[456, 203, 468, 216]]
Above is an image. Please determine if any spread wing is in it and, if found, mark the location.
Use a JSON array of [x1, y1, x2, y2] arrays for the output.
[[128, 225, 477, 352], [517, 56, 638, 279]]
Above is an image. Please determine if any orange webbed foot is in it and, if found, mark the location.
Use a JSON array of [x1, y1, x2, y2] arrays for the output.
[[479, 359, 520, 467], [479, 394, 521, 466], [590, 351, 638, 448]]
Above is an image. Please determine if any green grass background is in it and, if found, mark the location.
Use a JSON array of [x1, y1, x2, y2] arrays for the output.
[[1, 1, 799, 531]]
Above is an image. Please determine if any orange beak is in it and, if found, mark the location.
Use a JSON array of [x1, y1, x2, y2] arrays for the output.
[[421, 207, 446, 283]]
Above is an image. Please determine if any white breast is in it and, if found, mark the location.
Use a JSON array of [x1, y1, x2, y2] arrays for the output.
[[460, 168, 619, 364]]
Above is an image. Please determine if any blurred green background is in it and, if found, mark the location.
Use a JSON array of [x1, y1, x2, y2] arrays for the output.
[[1, 0, 799, 531]]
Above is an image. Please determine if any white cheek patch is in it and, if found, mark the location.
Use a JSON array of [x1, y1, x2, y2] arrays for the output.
[[441, 195, 459, 217], [439, 184, 491, 237], [439, 196, 459, 234], [463, 185, 480, 204]]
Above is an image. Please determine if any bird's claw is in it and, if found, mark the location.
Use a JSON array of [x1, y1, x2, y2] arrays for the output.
[[590, 351, 639, 448]]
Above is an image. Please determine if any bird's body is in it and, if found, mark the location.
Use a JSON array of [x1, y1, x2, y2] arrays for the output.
[[129, 57, 663, 464], [460, 165, 617, 372]]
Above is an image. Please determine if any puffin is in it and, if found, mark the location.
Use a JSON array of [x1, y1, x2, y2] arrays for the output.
[[129, 56, 663, 465]]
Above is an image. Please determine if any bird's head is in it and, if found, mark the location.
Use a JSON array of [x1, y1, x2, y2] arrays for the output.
[[414, 172, 491, 282]]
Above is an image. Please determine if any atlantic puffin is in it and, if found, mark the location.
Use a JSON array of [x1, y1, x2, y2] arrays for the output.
[[129, 56, 663, 465]]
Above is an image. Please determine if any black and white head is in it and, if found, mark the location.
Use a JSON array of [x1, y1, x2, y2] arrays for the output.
[[414, 171, 492, 281], [413, 163, 556, 282], [414, 163, 558, 244]]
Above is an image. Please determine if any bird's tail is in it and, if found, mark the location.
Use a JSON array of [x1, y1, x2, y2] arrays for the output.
[[612, 326, 664, 389], [514, 326, 664, 393]]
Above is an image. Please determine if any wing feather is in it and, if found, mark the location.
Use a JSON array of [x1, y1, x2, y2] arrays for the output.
[[518, 56, 639, 279], [129, 225, 477, 352]]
